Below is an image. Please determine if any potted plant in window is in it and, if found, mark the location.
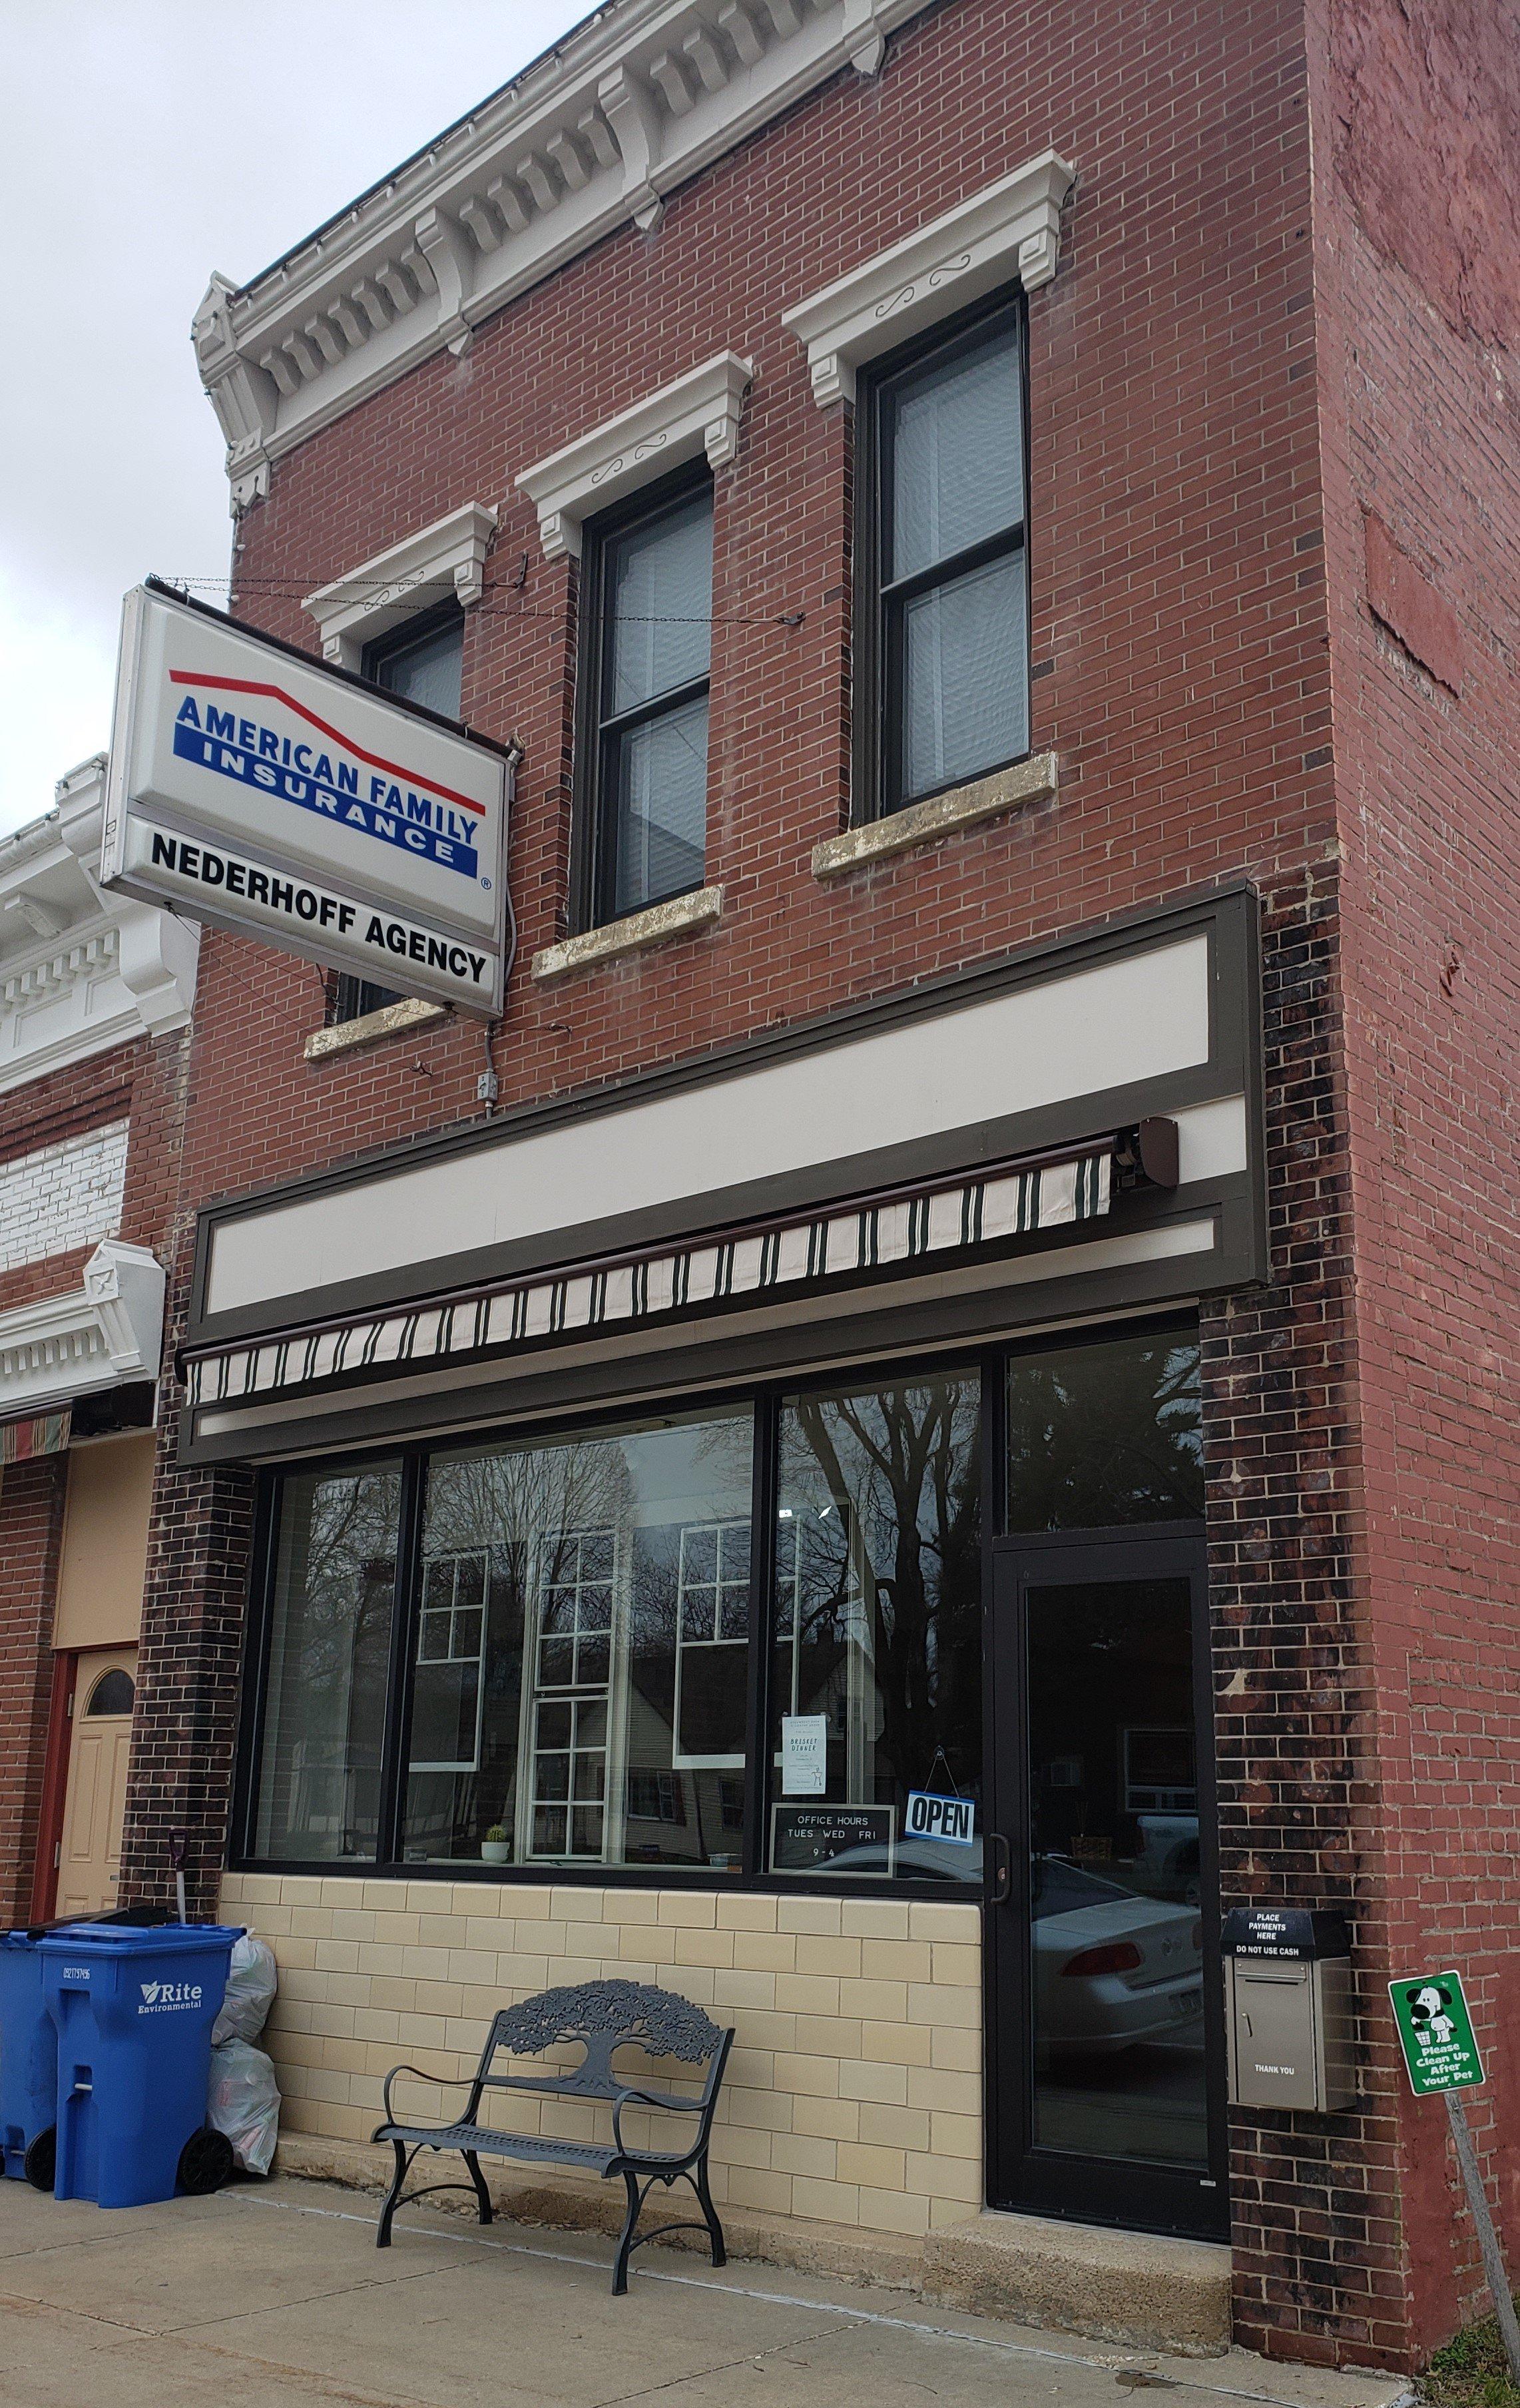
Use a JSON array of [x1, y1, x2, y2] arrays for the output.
[[481, 1824, 511, 1866]]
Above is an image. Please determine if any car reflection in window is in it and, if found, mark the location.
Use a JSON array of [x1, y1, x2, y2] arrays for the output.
[[819, 1842, 1204, 2060], [1031, 1855, 1203, 2058]]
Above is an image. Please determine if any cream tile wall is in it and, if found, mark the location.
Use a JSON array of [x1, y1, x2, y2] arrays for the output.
[[220, 1874, 984, 2238]]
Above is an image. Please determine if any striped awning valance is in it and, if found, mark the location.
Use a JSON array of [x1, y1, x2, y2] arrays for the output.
[[187, 1135, 1123, 1412]]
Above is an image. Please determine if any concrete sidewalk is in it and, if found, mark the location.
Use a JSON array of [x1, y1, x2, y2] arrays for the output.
[[0, 2174, 1413, 2408]]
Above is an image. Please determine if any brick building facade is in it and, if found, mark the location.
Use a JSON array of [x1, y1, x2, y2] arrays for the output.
[[35, 0, 1515, 2373]]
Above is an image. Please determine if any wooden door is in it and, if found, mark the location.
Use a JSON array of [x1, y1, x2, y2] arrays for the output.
[[56, 1649, 137, 1916]]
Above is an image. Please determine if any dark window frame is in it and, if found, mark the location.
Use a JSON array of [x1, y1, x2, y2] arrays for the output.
[[328, 602, 469, 1026], [360, 597, 466, 709], [571, 462, 715, 934], [230, 1313, 1201, 1899], [853, 290, 1032, 823]]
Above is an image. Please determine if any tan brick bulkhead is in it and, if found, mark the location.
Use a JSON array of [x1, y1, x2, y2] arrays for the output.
[[221, 1875, 983, 2239]]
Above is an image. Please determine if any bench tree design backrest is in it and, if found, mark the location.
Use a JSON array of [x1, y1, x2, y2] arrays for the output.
[[467, 1980, 731, 2118]]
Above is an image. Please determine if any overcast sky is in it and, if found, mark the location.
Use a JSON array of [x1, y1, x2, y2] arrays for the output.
[[0, 1, 587, 838]]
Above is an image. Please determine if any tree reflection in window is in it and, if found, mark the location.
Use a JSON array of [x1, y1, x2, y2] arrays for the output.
[[255, 1463, 402, 1861], [770, 1372, 982, 1879], [1005, 1331, 1202, 1530]]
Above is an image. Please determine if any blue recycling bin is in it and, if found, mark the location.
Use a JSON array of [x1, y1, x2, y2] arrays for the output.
[[37, 1923, 242, 2208], [0, 1933, 57, 2186]]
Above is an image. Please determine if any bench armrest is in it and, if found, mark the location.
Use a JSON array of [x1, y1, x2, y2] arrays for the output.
[[610, 2084, 711, 2159], [381, 2064, 476, 2126]]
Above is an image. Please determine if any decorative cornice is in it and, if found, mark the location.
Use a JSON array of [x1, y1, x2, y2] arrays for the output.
[[517, 353, 752, 561], [0, 1239, 166, 1414], [192, 0, 937, 510], [780, 148, 1077, 407], [302, 501, 499, 669], [0, 758, 199, 1095]]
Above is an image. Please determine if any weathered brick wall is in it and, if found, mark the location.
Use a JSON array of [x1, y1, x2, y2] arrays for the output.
[[1305, 0, 1520, 2362], [115, 1445, 256, 1921], [0, 1455, 67, 1922], [0, 1121, 128, 1273], [1201, 862, 1402, 2365]]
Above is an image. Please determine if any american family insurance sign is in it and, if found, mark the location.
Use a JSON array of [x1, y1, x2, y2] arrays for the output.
[[101, 585, 511, 1013]]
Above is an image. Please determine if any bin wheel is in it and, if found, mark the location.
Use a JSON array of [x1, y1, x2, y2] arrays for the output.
[[23, 2128, 55, 2192], [177, 2128, 234, 2197]]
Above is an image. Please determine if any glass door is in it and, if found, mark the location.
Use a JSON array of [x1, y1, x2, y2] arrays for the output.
[[986, 1528, 1226, 2238]]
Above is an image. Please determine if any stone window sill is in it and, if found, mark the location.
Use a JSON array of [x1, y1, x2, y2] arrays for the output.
[[304, 996, 450, 1060], [812, 752, 1059, 881], [532, 885, 724, 982]]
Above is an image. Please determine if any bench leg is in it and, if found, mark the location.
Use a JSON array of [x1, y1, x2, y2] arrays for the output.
[[463, 2149, 493, 2227], [377, 2141, 410, 2249], [693, 2156, 726, 2270], [612, 2170, 644, 2297]]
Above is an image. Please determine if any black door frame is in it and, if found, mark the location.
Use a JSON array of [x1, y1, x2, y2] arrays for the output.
[[983, 1524, 1228, 2240]]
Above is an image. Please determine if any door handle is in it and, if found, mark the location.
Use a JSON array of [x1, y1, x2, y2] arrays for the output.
[[987, 1832, 1013, 1906]]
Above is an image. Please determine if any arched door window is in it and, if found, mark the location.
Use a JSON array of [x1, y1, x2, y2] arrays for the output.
[[84, 1668, 135, 1717]]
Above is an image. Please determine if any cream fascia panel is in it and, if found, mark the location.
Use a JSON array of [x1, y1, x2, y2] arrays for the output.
[[302, 502, 497, 672], [204, 932, 1211, 1319], [781, 149, 1077, 408], [516, 352, 753, 562]]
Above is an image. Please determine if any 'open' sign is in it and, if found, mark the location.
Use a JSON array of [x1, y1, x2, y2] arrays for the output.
[[905, 1791, 975, 1847]]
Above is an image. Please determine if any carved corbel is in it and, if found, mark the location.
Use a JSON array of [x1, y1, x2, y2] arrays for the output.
[[413, 208, 475, 354], [599, 65, 665, 232]]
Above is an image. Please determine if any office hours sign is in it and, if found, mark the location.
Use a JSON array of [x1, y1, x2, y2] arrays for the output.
[[101, 585, 511, 1014]]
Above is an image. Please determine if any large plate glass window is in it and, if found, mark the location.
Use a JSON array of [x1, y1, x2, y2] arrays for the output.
[[581, 478, 714, 926], [401, 1407, 752, 1872], [862, 300, 1028, 815], [253, 1461, 402, 1861], [766, 1370, 982, 1883]]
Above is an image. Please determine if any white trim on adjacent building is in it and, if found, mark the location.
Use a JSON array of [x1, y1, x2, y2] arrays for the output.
[[0, 1239, 166, 1415], [0, 758, 198, 1097]]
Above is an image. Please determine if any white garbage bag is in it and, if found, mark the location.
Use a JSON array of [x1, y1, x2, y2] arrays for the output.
[[212, 1935, 278, 2044], [207, 2038, 281, 2177]]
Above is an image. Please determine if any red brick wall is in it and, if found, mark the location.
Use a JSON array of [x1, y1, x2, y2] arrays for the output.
[[184, 0, 1330, 1213], [1306, 0, 1520, 2361], [118, 0, 1466, 2369], [0, 1456, 67, 1923]]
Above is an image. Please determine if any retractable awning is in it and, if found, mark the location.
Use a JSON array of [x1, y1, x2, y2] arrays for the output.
[[186, 1123, 1174, 1414]]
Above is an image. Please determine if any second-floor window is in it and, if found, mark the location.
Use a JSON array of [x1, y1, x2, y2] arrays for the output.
[[578, 475, 714, 927], [366, 603, 464, 718], [331, 604, 465, 1023], [859, 298, 1029, 816]]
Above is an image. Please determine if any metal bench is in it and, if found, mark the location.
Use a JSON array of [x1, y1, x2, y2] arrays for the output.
[[372, 1978, 734, 2294]]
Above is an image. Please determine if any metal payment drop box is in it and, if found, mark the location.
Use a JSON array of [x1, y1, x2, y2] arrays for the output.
[[1222, 1907, 1355, 2112]]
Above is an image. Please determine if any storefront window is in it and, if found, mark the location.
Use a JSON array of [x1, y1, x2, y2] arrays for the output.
[[244, 1345, 1202, 1889], [767, 1372, 982, 1883], [254, 1462, 401, 1861], [1006, 1329, 1202, 1529], [402, 1408, 754, 1871]]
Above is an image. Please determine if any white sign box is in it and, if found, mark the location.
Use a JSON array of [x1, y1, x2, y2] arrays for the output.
[[101, 584, 511, 1014]]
